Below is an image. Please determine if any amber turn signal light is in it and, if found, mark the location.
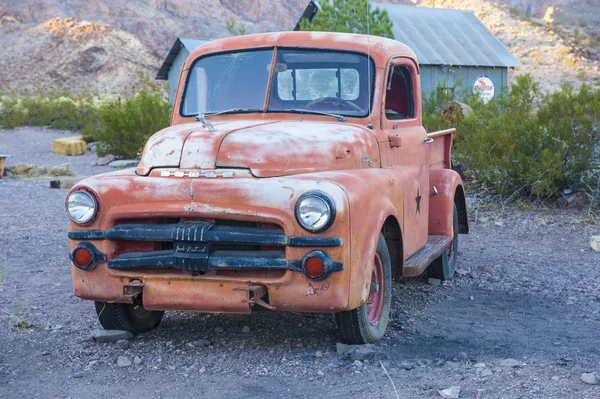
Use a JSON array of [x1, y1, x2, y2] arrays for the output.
[[73, 247, 92, 268], [304, 257, 325, 278]]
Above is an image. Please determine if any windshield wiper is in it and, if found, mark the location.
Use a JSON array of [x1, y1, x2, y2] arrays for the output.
[[203, 108, 263, 116], [195, 108, 262, 132], [281, 109, 347, 122]]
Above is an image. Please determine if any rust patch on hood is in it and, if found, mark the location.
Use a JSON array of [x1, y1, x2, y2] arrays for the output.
[[136, 120, 275, 176], [216, 121, 380, 177], [136, 119, 379, 177]]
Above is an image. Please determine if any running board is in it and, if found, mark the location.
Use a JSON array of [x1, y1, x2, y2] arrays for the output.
[[403, 235, 451, 277]]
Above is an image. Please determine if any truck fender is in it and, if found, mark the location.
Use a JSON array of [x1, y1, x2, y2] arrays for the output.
[[428, 169, 468, 239], [347, 198, 403, 309]]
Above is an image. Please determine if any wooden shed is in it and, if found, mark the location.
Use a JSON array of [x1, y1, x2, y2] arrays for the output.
[[156, 37, 210, 104]]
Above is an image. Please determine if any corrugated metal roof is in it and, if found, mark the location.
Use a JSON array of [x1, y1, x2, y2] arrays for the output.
[[371, 3, 521, 67], [156, 37, 210, 80], [295, 1, 521, 68]]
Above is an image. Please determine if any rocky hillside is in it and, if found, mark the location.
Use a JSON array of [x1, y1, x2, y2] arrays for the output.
[[0, 0, 598, 95], [0, 16, 163, 95], [0, 0, 316, 56], [417, 0, 600, 91]]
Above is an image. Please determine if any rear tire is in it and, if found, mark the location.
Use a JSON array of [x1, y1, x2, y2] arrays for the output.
[[95, 301, 164, 334], [428, 203, 459, 280], [335, 233, 392, 344]]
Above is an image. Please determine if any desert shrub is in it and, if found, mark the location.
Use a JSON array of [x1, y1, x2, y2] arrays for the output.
[[9, 163, 77, 177], [0, 84, 171, 159], [93, 90, 171, 158], [0, 91, 100, 131], [423, 74, 600, 200]]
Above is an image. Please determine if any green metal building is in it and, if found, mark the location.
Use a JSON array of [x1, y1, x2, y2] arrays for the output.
[[295, 1, 522, 100]]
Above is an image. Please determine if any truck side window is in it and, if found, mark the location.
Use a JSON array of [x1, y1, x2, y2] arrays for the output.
[[385, 65, 414, 120]]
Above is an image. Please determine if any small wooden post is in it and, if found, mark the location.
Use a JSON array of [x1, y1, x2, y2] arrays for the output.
[[0, 155, 10, 178]]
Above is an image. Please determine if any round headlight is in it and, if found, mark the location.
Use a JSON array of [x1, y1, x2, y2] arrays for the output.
[[66, 190, 97, 224], [295, 191, 335, 233]]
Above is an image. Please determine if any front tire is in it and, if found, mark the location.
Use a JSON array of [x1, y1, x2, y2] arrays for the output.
[[335, 233, 392, 344], [95, 301, 164, 334]]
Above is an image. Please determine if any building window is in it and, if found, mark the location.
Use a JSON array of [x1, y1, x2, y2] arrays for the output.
[[384, 65, 414, 120]]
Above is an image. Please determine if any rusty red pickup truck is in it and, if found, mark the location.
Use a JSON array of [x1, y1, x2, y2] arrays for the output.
[[66, 31, 468, 344]]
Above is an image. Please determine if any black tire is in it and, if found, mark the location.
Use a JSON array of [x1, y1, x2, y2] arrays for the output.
[[95, 301, 164, 334], [428, 203, 459, 280], [335, 233, 392, 344]]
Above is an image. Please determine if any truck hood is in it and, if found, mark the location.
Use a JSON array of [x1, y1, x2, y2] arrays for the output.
[[136, 120, 381, 177]]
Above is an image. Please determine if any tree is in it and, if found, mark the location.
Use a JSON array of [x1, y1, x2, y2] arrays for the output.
[[299, 0, 394, 39], [225, 19, 247, 36]]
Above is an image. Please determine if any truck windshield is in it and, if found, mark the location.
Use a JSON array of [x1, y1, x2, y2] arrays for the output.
[[181, 48, 374, 118], [181, 49, 274, 117], [268, 49, 373, 117]]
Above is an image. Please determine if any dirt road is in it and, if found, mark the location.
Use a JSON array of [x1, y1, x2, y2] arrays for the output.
[[1, 128, 599, 398]]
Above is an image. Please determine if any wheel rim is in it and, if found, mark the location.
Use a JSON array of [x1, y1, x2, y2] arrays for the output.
[[367, 252, 385, 325]]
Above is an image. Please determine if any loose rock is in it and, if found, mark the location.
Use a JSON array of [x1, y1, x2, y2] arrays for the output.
[[190, 339, 211, 347], [353, 360, 362, 368], [438, 385, 460, 398], [480, 368, 493, 377], [335, 342, 373, 355], [117, 356, 132, 367], [315, 351, 323, 358], [92, 330, 133, 343], [556, 191, 588, 209], [445, 361, 461, 369], [115, 339, 130, 350], [241, 325, 251, 333], [214, 327, 225, 333], [134, 356, 142, 365], [580, 372, 598, 385], [428, 278, 441, 285], [498, 358, 522, 368], [348, 347, 375, 361], [399, 361, 414, 370], [97, 154, 116, 166], [590, 236, 600, 253], [49, 180, 76, 189]]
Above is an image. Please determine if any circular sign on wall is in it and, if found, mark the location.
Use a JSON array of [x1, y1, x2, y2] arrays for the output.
[[473, 76, 495, 103]]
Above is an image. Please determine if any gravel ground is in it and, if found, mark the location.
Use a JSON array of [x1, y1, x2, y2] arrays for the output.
[[1, 127, 600, 398]]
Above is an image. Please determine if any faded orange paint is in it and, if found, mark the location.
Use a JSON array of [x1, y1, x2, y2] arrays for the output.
[[68, 32, 465, 315]]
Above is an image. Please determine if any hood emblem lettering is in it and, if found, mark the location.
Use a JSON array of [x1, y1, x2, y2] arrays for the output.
[[160, 170, 235, 178], [361, 156, 373, 167]]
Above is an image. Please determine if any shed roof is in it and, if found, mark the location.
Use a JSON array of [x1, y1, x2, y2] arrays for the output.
[[296, 2, 522, 68], [156, 37, 210, 80]]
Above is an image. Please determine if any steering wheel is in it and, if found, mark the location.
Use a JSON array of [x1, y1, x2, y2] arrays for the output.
[[305, 97, 363, 113]]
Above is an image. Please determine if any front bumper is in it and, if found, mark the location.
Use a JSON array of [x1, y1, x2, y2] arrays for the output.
[[70, 220, 343, 280]]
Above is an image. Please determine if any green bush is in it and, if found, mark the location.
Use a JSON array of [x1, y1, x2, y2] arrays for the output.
[[0, 85, 171, 159], [424, 74, 600, 200], [0, 91, 101, 131], [93, 90, 171, 158]]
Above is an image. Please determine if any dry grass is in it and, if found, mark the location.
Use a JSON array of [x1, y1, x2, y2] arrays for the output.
[[529, 52, 541, 62], [8, 163, 77, 178]]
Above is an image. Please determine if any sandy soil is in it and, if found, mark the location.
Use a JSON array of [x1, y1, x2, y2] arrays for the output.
[[1, 127, 599, 398]]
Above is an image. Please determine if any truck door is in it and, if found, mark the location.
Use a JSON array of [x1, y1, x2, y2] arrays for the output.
[[381, 58, 429, 258]]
